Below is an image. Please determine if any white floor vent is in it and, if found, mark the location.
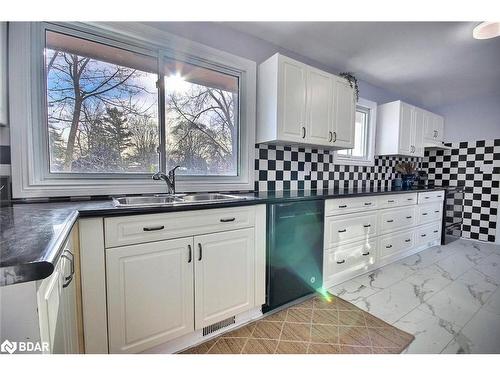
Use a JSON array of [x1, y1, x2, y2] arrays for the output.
[[202, 316, 236, 336]]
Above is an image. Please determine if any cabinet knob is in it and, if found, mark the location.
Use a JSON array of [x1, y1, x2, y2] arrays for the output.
[[301, 126, 306, 139], [405, 239, 411, 243], [406, 216, 412, 219], [336, 260, 346, 264], [363, 224, 371, 228], [338, 229, 347, 233], [386, 244, 393, 249], [364, 202, 372, 206], [332, 131, 337, 142], [386, 219, 394, 223], [362, 252, 370, 256], [329, 131, 333, 142]]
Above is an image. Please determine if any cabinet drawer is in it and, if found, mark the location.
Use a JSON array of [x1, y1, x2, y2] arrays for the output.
[[379, 206, 417, 234], [325, 196, 378, 216], [324, 212, 377, 247], [105, 206, 256, 248], [324, 240, 376, 280], [418, 190, 445, 204], [416, 222, 442, 246], [378, 229, 415, 261], [417, 202, 443, 225], [377, 193, 417, 209]]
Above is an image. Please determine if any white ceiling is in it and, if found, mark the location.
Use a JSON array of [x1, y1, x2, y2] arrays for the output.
[[223, 22, 500, 109]]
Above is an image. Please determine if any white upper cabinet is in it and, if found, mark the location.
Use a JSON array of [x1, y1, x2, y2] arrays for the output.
[[257, 53, 355, 149], [332, 76, 356, 148], [376, 100, 427, 157], [280, 57, 307, 142], [423, 111, 445, 143]]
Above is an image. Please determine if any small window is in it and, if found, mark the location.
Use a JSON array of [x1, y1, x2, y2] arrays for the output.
[[334, 98, 377, 166]]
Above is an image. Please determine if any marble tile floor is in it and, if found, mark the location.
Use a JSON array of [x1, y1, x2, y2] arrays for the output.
[[329, 239, 500, 354], [180, 295, 414, 354]]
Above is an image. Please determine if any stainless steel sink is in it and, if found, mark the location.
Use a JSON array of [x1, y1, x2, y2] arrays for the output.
[[180, 193, 245, 203], [113, 195, 183, 207], [112, 193, 252, 207]]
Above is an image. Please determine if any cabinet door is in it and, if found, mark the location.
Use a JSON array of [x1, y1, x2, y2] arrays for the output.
[[413, 108, 425, 157], [398, 102, 413, 155], [423, 111, 435, 140], [194, 228, 255, 329], [278, 56, 307, 142], [332, 77, 355, 148], [59, 251, 79, 354], [433, 115, 444, 142], [106, 237, 194, 353], [37, 264, 63, 353], [306, 68, 333, 146]]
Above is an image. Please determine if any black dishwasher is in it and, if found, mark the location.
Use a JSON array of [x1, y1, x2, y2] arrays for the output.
[[263, 200, 324, 313]]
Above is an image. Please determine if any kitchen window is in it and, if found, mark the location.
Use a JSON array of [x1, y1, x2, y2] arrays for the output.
[[9, 22, 256, 198], [334, 98, 377, 166]]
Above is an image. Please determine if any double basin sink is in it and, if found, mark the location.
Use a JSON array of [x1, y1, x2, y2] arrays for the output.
[[112, 193, 253, 208]]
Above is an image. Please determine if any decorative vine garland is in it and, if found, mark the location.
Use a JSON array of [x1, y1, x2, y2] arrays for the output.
[[339, 72, 359, 102]]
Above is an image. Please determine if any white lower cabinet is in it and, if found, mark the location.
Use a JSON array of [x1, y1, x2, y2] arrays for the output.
[[194, 228, 255, 329], [323, 191, 444, 288], [37, 233, 80, 354], [378, 229, 415, 261], [101, 206, 265, 354], [324, 240, 376, 286], [106, 237, 194, 354]]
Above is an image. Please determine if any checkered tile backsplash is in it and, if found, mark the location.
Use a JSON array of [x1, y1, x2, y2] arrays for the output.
[[422, 139, 500, 243], [254, 144, 421, 192]]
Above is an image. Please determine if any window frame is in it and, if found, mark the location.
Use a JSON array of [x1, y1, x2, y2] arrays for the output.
[[9, 22, 256, 198], [333, 97, 377, 167]]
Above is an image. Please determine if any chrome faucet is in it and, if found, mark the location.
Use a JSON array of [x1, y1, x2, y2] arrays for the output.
[[152, 166, 182, 195]]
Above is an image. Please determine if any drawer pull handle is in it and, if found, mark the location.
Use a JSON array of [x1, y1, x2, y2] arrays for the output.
[[405, 239, 411, 243], [220, 217, 236, 222], [339, 205, 348, 208], [198, 243, 203, 261], [434, 210, 440, 213], [388, 200, 395, 203], [143, 225, 165, 232], [422, 213, 428, 216], [407, 198, 413, 201], [437, 195, 442, 198], [425, 196, 430, 199], [406, 216, 412, 219], [386, 245, 393, 249], [363, 224, 371, 228], [421, 234, 427, 237], [338, 229, 347, 233], [433, 230, 439, 233], [386, 219, 394, 223], [364, 202, 372, 206], [336, 260, 346, 264], [187, 244, 192, 263], [362, 252, 370, 256]]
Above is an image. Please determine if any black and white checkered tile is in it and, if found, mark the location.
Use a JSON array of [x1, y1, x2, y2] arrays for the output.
[[422, 139, 500, 243], [254, 144, 421, 192]]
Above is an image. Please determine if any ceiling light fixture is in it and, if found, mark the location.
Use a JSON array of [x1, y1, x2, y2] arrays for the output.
[[473, 22, 500, 39]]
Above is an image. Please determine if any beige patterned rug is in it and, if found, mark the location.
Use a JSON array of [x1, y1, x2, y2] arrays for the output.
[[180, 293, 414, 354]]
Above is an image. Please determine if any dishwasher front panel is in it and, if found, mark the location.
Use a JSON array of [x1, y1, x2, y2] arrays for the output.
[[264, 200, 324, 313]]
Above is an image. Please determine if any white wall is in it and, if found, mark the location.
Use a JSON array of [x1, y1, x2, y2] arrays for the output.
[[432, 94, 500, 143]]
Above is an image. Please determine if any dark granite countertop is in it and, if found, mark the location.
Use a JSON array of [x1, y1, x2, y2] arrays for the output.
[[0, 186, 445, 286]]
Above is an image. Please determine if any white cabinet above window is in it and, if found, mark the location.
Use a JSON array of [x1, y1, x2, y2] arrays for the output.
[[257, 53, 355, 149]]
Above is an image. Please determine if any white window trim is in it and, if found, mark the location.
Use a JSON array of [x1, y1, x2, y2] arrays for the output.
[[9, 22, 256, 198], [333, 97, 377, 167]]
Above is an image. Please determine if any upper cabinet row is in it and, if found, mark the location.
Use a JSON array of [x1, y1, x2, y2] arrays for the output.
[[257, 53, 356, 149], [376, 100, 445, 158]]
